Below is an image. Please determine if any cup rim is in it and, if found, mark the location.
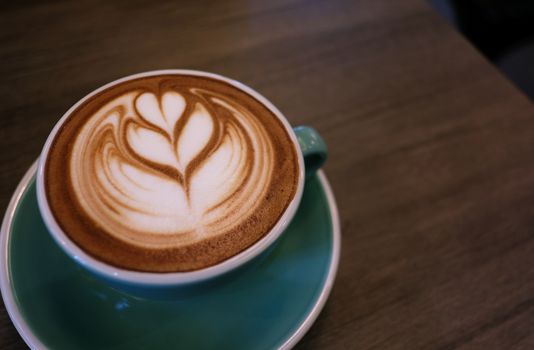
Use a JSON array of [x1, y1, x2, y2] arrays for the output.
[[36, 69, 305, 286]]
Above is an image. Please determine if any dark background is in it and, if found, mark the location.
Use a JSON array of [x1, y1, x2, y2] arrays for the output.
[[430, 0, 534, 100]]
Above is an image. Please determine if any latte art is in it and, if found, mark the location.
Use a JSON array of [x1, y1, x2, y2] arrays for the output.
[[71, 88, 273, 246], [44, 75, 299, 272]]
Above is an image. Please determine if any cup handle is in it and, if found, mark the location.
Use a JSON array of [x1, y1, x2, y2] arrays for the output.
[[293, 126, 328, 177]]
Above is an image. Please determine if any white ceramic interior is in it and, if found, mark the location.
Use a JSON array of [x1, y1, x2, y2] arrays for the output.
[[36, 70, 306, 287]]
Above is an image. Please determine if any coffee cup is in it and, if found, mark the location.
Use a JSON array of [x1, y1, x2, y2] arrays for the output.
[[36, 70, 327, 296]]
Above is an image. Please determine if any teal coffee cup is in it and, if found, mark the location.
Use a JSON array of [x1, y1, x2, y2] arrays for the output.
[[36, 70, 327, 297]]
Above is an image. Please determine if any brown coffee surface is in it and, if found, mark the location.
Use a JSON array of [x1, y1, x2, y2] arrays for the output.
[[45, 74, 299, 272]]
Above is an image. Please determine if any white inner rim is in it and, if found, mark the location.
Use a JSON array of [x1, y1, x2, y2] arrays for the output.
[[35, 70, 306, 285]]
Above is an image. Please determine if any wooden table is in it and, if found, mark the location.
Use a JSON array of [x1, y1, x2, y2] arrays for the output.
[[2, 0, 534, 348]]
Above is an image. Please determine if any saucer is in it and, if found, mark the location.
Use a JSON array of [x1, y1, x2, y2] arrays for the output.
[[0, 162, 340, 349]]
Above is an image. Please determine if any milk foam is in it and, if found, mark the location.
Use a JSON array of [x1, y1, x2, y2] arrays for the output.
[[70, 88, 275, 248]]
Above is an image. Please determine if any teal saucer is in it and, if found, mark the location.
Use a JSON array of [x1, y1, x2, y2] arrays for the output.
[[0, 162, 340, 350]]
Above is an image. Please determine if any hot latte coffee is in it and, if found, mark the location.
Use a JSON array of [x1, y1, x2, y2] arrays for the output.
[[44, 74, 299, 272]]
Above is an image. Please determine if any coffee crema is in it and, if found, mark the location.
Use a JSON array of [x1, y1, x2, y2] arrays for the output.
[[45, 74, 299, 272]]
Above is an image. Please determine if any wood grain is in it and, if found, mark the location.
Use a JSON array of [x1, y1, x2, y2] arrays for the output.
[[2, 0, 534, 349]]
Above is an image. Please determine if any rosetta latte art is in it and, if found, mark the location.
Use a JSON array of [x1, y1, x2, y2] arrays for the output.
[[70, 88, 274, 248], [45, 74, 299, 271]]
